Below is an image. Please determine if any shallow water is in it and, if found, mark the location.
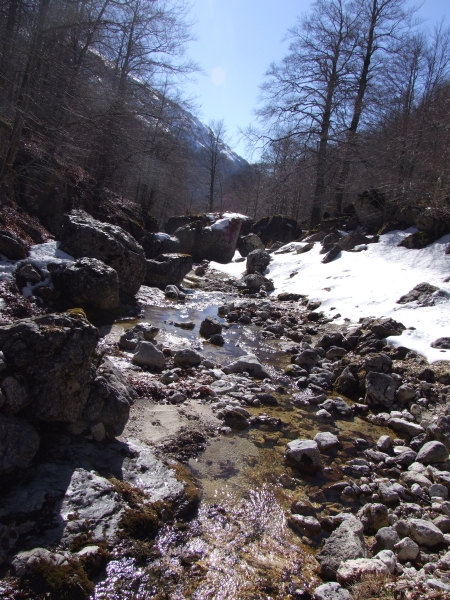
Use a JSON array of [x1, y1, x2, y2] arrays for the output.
[[94, 292, 392, 599]]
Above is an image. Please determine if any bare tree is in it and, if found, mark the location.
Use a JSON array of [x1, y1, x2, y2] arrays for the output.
[[258, 0, 359, 225], [196, 118, 227, 212]]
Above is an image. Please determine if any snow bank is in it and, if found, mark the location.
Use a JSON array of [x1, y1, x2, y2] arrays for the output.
[[211, 230, 450, 363]]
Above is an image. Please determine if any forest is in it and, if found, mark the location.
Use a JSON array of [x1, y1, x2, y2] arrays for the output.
[[0, 0, 449, 226]]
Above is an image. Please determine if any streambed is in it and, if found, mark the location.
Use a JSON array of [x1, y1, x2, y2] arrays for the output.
[[94, 290, 395, 599]]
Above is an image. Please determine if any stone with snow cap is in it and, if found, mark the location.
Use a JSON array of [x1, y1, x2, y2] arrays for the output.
[[222, 354, 270, 379]]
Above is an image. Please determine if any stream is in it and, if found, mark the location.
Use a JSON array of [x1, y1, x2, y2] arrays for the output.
[[94, 290, 393, 600]]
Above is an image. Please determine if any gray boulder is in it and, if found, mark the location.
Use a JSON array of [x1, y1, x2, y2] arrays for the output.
[[222, 354, 270, 379], [427, 415, 450, 451], [0, 414, 40, 473], [375, 526, 400, 551], [144, 253, 193, 288], [83, 357, 133, 438], [394, 537, 419, 561], [314, 431, 340, 452], [409, 518, 444, 547], [334, 367, 358, 395], [139, 232, 181, 259], [175, 217, 242, 263], [416, 441, 449, 465], [60, 210, 146, 297], [314, 582, 352, 600], [317, 516, 367, 580], [365, 372, 396, 409], [0, 231, 28, 260], [199, 317, 222, 338], [285, 439, 323, 473], [174, 349, 202, 368], [246, 249, 271, 274], [237, 233, 265, 257], [119, 323, 159, 351], [59, 257, 120, 310], [431, 337, 450, 349], [132, 341, 165, 370], [389, 418, 424, 438]]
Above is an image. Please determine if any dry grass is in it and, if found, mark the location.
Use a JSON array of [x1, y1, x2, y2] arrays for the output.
[[349, 573, 448, 600]]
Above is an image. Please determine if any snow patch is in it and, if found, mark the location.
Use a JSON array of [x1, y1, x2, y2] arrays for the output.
[[211, 231, 450, 363]]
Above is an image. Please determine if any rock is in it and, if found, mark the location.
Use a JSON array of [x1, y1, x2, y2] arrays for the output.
[[119, 323, 159, 351], [0, 414, 40, 473], [223, 407, 250, 430], [367, 317, 406, 337], [365, 372, 396, 409], [409, 519, 444, 547], [131, 342, 166, 369], [289, 514, 322, 536], [239, 273, 268, 292], [389, 418, 424, 438], [375, 526, 400, 551], [322, 244, 341, 263], [431, 337, 450, 349], [416, 441, 449, 465], [396, 384, 416, 405], [359, 503, 389, 533], [427, 415, 450, 451], [59, 257, 120, 310], [0, 231, 28, 260], [84, 357, 133, 437], [297, 243, 314, 254], [0, 312, 98, 423], [314, 432, 340, 452], [199, 317, 222, 338], [222, 354, 270, 379], [319, 397, 352, 417], [354, 188, 389, 231], [1, 376, 31, 412], [15, 263, 42, 286], [60, 210, 146, 297], [397, 282, 440, 305], [11, 548, 67, 577], [334, 367, 358, 395], [294, 349, 320, 368], [173, 349, 202, 368], [251, 215, 302, 246], [326, 346, 346, 359], [277, 292, 303, 301], [208, 334, 225, 346], [144, 253, 193, 288], [246, 249, 271, 274], [377, 435, 392, 452], [285, 439, 323, 474], [175, 217, 242, 263], [237, 233, 265, 257], [256, 393, 278, 406], [139, 232, 181, 259], [433, 515, 450, 534], [165, 284, 181, 299], [338, 232, 375, 251], [317, 516, 367, 580], [337, 557, 389, 585], [364, 353, 392, 374], [313, 582, 352, 600], [394, 536, 420, 561]]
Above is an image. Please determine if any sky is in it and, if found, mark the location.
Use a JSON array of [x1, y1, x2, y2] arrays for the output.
[[183, 0, 450, 161]]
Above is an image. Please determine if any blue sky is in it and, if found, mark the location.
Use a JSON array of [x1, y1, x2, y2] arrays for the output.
[[182, 0, 450, 161]]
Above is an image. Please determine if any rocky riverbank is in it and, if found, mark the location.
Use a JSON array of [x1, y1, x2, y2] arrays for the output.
[[1, 208, 450, 599]]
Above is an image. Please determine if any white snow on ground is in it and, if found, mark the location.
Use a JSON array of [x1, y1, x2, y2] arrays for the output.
[[0, 241, 74, 299], [211, 229, 450, 363]]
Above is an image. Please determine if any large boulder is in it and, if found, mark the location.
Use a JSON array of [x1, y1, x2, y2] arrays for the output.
[[317, 516, 367, 580], [164, 214, 209, 235], [0, 312, 133, 456], [354, 188, 390, 232], [144, 253, 193, 288], [0, 231, 28, 260], [237, 233, 265, 257], [246, 249, 271, 274], [0, 414, 40, 472], [251, 215, 301, 246], [58, 257, 120, 310], [139, 232, 181, 259], [59, 210, 146, 297], [175, 217, 242, 263]]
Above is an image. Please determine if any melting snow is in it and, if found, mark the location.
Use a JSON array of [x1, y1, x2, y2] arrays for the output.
[[211, 229, 450, 363]]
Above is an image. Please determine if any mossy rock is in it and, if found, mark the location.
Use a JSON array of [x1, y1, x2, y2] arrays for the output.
[[398, 230, 435, 249], [24, 559, 93, 600]]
